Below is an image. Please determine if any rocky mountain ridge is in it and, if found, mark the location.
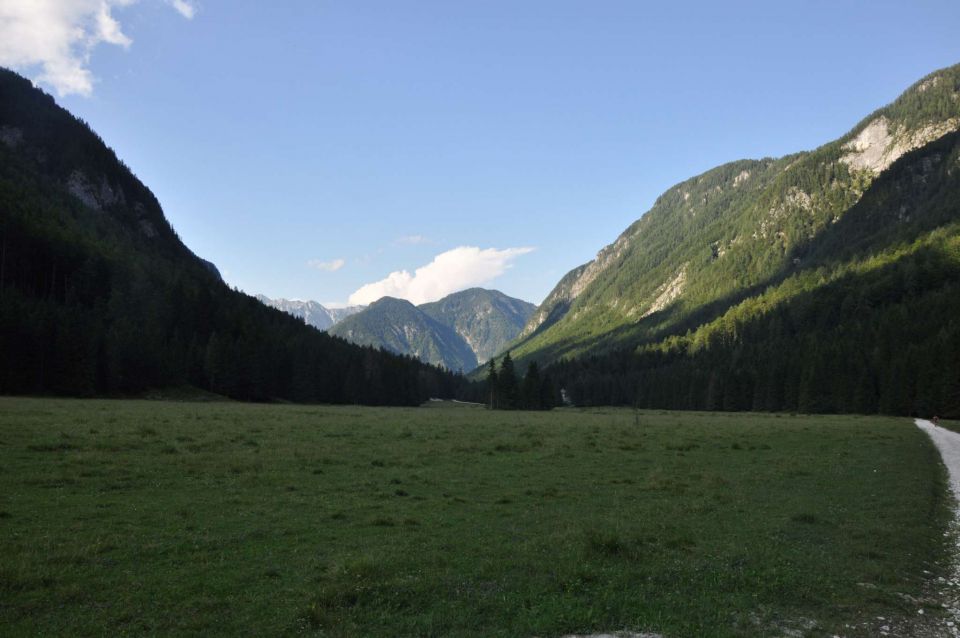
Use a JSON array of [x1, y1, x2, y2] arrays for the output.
[[329, 288, 535, 371], [255, 295, 364, 331]]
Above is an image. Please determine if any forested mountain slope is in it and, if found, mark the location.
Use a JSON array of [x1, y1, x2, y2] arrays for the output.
[[330, 297, 479, 372], [510, 63, 960, 370], [419, 288, 535, 364], [329, 289, 534, 372], [0, 68, 465, 404], [509, 64, 960, 416]]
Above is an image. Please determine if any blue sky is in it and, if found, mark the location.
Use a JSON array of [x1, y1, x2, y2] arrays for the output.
[[4, 1, 960, 305]]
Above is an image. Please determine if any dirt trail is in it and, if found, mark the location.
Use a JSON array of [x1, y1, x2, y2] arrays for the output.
[[917, 419, 960, 498], [909, 419, 960, 637]]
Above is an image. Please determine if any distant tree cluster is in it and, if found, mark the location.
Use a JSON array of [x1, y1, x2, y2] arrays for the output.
[[485, 353, 557, 410]]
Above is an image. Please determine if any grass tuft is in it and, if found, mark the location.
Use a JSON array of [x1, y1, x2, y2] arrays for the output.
[[27, 443, 79, 452]]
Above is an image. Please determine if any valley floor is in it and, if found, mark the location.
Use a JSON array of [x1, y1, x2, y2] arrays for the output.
[[0, 398, 956, 637]]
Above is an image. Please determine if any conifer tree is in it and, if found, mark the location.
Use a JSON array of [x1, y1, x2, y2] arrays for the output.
[[486, 359, 498, 409], [497, 352, 518, 410], [540, 374, 557, 410], [521, 361, 542, 410]]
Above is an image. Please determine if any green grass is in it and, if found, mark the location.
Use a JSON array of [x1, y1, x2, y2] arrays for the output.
[[0, 398, 952, 637]]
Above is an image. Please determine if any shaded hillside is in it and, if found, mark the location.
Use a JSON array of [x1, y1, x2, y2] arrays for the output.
[[0, 68, 466, 404]]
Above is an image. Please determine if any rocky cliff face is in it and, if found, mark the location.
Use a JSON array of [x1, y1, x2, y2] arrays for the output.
[[840, 115, 960, 174]]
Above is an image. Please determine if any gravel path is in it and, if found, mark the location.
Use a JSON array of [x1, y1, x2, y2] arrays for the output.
[[910, 419, 960, 637], [917, 419, 960, 498]]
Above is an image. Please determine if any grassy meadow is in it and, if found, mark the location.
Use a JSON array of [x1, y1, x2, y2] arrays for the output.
[[0, 398, 953, 637]]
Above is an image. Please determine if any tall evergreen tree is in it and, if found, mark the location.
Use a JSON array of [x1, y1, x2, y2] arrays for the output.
[[540, 374, 557, 410], [496, 352, 518, 410], [486, 359, 498, 409], [521, 361, 542, 410]]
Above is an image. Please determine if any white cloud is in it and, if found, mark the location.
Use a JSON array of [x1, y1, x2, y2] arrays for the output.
[[167, 0, 195, 19], [0, 0, 193, 97], [348, 246, 534, 306], [307, 258, 346, 272]]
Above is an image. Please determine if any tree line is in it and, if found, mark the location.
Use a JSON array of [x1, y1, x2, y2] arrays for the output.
[[484, 353, 558, 410], [0, 226, 469, 405], [543, 234, 960, 417]]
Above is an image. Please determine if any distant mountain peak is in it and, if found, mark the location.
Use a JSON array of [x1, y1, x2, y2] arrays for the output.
[[370, 296, 414, 308], [419, 288, 536, 365], [256, 295, 364, 331], [325, 288, 535, 372]]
